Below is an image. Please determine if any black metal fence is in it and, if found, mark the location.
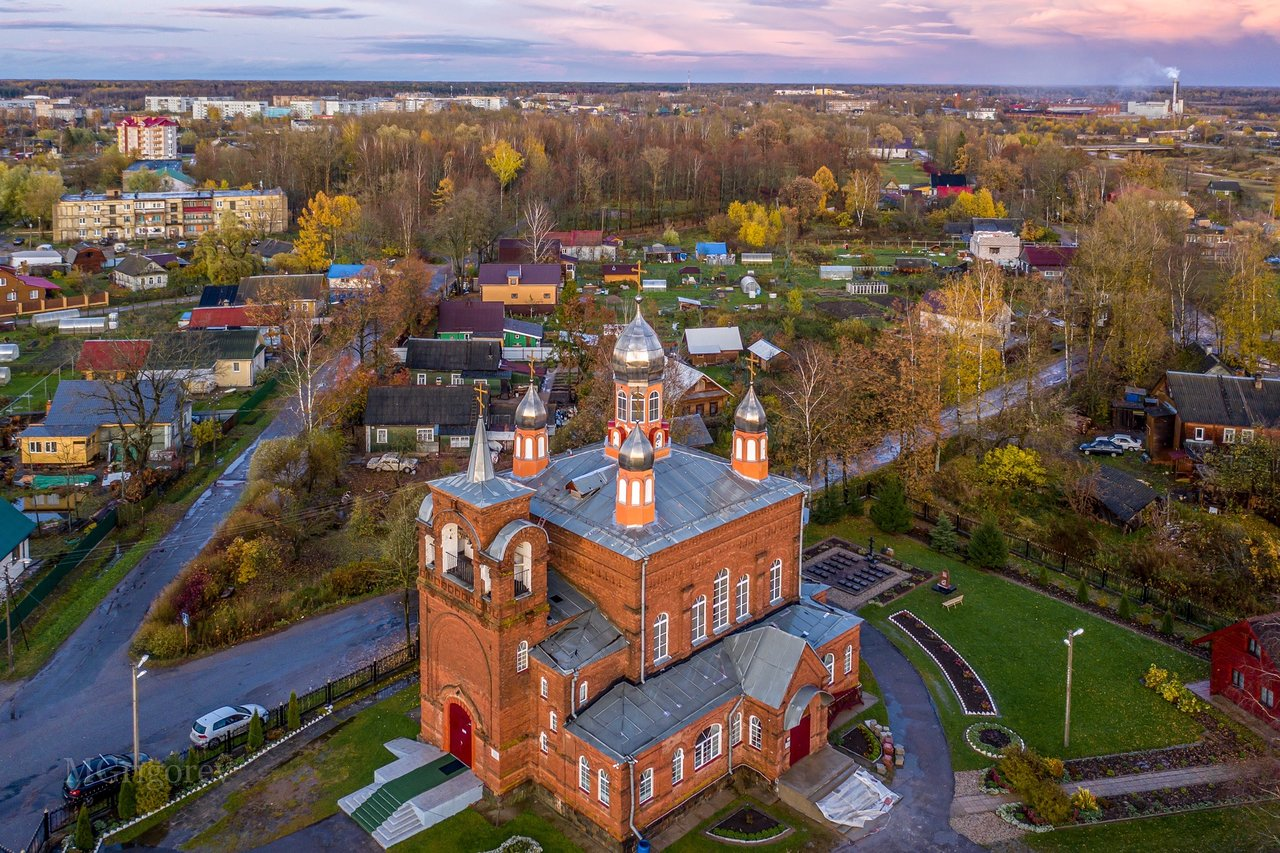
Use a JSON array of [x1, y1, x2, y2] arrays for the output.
[[20, 636, 418, 853], [856, 482, 1235, 633]]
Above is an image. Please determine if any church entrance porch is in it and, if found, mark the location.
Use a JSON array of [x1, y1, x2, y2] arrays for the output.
[[789, 714, 812, 766], [448, 702, 473, 767]]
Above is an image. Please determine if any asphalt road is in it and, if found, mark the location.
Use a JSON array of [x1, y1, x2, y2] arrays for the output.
[[0, 349, 384, 847]]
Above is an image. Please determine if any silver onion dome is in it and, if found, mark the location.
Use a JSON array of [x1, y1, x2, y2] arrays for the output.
[[618, 424, 654, 472], [734, 384, 768, 433], [514, 380, 547, 429], [611, 299, 666, 383]]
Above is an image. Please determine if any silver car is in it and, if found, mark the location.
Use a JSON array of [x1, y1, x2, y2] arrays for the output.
[[190, 703, 269, 747]]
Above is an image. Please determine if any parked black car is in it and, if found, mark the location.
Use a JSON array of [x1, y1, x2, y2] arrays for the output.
[[63, 752, 148, 802]]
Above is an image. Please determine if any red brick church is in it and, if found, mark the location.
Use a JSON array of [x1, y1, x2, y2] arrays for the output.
[[416, 303, 863, 845]]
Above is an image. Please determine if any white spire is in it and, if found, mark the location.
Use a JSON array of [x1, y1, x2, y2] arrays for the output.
[[465, 416, 493, 483]]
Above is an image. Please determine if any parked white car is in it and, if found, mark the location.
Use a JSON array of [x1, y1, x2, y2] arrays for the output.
[[366, 453, 418, 473], [1101, 433, 1144, 452], [190, 703, 268, 747]]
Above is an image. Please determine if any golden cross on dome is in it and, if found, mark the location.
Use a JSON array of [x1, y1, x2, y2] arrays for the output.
[[635, 257, 644, 295], [475, 383, 488, 411], [747, 354, 757, 385]]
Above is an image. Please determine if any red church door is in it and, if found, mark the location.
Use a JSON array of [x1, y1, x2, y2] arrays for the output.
[[789, 714, 811, 766], [448, 702, 473, 767]]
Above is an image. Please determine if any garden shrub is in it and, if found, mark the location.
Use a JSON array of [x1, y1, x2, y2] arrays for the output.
[[248, 711, 264, 751], [117, 775, 137, 820], [328, 560, 381, 597], [930, 515, 960, 555], [967, 519, 1008, 569], [134, 760, 171, 814], [1025, 778, 1072, 825], [72, 806, 93, 851], [1038, 565, 1049, 586], [1076, 577, 1090, 604], [1160, 609, 1175, 634], [132, 623, 186, 659], [869, 476, 913, 533], [1118, 590, 1134, 620], [287, 691, 300, 731], [1071, 787, 1099, 813]]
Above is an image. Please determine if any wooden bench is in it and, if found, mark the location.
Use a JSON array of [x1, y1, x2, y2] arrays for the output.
[[943, 595, 964, 610]]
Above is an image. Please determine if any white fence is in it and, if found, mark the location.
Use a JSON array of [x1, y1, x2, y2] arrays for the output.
[[845, 282, 890, 295], [503, 346, 555, 362], [740, 253, 773, 264]]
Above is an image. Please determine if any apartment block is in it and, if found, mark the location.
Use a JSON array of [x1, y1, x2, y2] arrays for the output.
[[53, 188, 289, 243], [145, 96, 196, 113], [116, 116, 179, 159]]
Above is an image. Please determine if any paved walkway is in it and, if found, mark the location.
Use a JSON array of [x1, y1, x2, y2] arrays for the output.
[[835, 626, 981, 852]]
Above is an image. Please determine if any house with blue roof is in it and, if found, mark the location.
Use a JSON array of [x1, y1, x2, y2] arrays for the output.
[[327, 263, 379, 303], [0, 500, 36, 591], [695, 241, 734, 265]]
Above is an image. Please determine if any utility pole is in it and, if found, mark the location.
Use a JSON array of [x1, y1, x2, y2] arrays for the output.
[[132, 655, 149, 769], [1063, 628, 1084, 749]]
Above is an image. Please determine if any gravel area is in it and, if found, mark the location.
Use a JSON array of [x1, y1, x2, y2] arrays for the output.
[[950, 812, 1024, 847], [953, 770, 986, 798]]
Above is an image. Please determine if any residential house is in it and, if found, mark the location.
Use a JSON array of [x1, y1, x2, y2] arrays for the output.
[[238, 274, 328, 317], [1147, 372, 1280, 459], [19, 379, 190, 467], [112, 254, 169, 291], [193, 329, 266, 388], [404, 338, 507, 394], [930, 172, 969, 197], [53, 187, 288, 243], [199, 284, 239, 308], [76, 339, 152, 380], [969, 231, 1021, 267], [547, 230, 614, 261], [1207, 180, 1242, 197], [477, 264, 562, 315], [667, 360, 731, 418], [438, 300, 504, 341], [5, 251, 65, 273], [695, 241, 733, 264], [971, 217, 1023, 234], [918, 289, 1013, 343], [497, 237, 563, 264], [598, 264, 638, 289], [64, 244, 106, 274], [894, 257, 934, 273], [643, 244, 686, 264], [123, 162, 195, 191], [504, 317, 543, 347], [0, 264, 107, 318], [363, 385, 482, 454], [1018, 245, 1077, 279], [143, 252, 188, 269], [669, 412, 713, 447], [1195, 614, 1280, 731], [252, 238, 295, 264], [0, 499, 35, 594], [1081, 466, 1160, 530], [327, 263, 379, 302], [683, 326, 743, 366], [748, 338, 786, 370]]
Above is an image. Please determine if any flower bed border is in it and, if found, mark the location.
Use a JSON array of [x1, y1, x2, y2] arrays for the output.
[[890, 610, 998, 716], [996, 802, 1053, 833], [965, 722, 1024, 759]]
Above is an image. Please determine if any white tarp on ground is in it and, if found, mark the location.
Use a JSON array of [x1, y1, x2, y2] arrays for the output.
[[816, 768, 901, 828]]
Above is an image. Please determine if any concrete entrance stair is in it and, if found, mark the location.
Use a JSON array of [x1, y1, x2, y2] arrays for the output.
[[339, 739, 483, 849], [777, 748, 859, 826]]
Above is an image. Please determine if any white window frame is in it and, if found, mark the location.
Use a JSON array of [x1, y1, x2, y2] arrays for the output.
[[735, 574, 750, 621], [1223, 427, 1236, 444], [653, 612, 669, 664], [1194, 426, 1205, 441], [27, 440, 39, 454], [579, 681, 588, 705], [769, 559, 783, 603], [540, 677, 548, 698], [597, 769, 610, 805], [550, 710, 558, 732], [844, 644, 853, 675], [417, 427, 434, 443], [638, 767, 653, 803], [824, 653, 836, 685], [578, 756, 590, 791], [516, 640, 529, 673], [375, 428, 388, 444], [731, 712, 742, 745], [1243, 429, 1255, 443], [691, 595, 707, 643], [749, 715, 762, 749], [712, 569, 729, 631], [540, 731, 548, 753], [694, 725, 722, 769], [672, 748, 684, 785]]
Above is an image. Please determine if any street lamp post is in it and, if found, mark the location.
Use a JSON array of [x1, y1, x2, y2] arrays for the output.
[[1063, 628, 1084, 749], [132, 654, 149, 770]]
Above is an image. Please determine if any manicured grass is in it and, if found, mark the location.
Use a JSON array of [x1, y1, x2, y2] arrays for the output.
[[394, 809, 584, 853], [1026, 802, 1280, 852], [808, 516, 1208, 770], [880, 160, 929, 187], [664, 796, 840, 853], [186, 685, 421, 850]]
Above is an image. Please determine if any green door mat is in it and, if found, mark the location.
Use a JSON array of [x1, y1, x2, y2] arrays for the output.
[[352, 755, 469, 832]]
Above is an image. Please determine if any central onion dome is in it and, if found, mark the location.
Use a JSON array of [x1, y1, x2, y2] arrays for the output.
[[611, 299, 666, 383], [734, 384, 768, 433], [514, 380, 547, 429], [618, 421, 655, 471]]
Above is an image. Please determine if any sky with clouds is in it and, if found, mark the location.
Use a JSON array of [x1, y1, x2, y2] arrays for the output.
[[1, 0, 1277, 86]]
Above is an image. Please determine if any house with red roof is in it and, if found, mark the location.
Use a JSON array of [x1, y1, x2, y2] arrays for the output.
[[1017, 245, 1077, 280], [76, 339, 152, 380], [1195, 614, 1280, 731], [546, 230, 615, 261]]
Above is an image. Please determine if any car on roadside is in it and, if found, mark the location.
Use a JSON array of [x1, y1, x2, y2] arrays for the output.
[[1100, 433, 1144, 452], [63, 752, 149, 802], [176, 240, 188, 249], [1079, 438, 1124, 457], [190, 703, 269, 748], [11, 237, 23, 246], [366, 453, 418, 473]]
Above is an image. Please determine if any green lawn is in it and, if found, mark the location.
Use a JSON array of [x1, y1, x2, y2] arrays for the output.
[[1027, 802, 1280, 852], [394, 809, 583, 853], [881, 160, 929, 187], [185, 685, 421, 850], [664, 797, 840, 853], [808, 516, 1208, 770]]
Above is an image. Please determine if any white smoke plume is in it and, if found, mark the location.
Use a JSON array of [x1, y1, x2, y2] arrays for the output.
[[1164, 66, 1181, 80]]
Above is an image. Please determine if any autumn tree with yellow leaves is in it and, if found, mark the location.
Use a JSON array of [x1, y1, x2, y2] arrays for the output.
[[294, 191, 362, 269], [484, 139, 524, 212]]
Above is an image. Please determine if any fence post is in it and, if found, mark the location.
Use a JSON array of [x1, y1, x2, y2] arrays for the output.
[[373, 659, 379, 682], [325, 680, 332, 704], [1101, 570, 1108, 590]]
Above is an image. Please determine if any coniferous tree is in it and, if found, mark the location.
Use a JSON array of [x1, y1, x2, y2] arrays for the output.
[[117, 775, 137, 821], [72, 806, 93, 851], [869, 476, 912, 534], [1077, 577, 1090, 604], [1118, 590, 1134, 620], [247, 711, 264, 751], [1160, 609, 1175, 635], [929, 515, 960, 555], [288, 691, 301, 731], [966, 519, 1008, 569]]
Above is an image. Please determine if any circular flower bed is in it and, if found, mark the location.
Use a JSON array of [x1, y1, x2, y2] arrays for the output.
[[840, 723, 884, 763], [964, 722, 1024, 759], [707, 807, 790, 844], [996, 802, 1054, 834]]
